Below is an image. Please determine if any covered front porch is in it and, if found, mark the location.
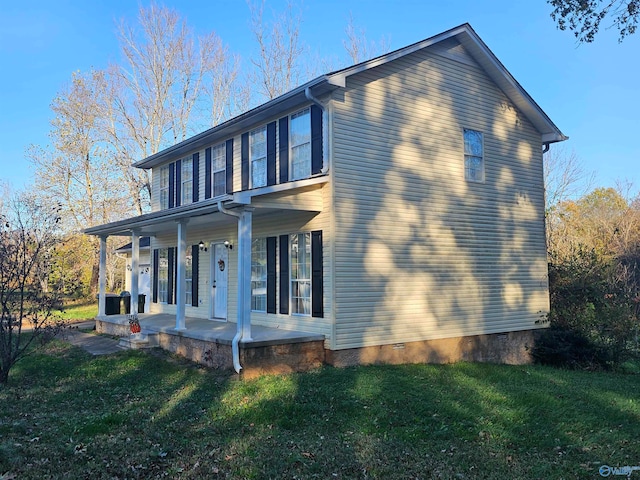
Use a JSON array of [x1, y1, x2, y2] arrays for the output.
[[83, 179, 327, 375], [96, 313, 325, 378]]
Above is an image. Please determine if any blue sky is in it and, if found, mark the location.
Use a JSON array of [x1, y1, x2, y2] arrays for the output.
[[1, 0, 638, 193]]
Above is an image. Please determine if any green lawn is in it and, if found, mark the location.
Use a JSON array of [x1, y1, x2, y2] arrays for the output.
[[56, 300, 98, 322], [1, 341, 639, 479]]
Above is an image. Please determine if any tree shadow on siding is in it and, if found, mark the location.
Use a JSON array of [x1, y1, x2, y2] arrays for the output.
[[331, 45, 548, 364]]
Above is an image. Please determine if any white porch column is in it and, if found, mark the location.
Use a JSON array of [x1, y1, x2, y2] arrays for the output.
[[130, 230, 140, 315], [98, 235, 107, 317], [175, 220, 187, 331], [237, 208, 253, 341]]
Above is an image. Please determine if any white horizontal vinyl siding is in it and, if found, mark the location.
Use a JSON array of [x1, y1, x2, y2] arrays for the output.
[[249, 185, 333, 341], [149, 225, 237, 319], [331, 47, 549, 350]]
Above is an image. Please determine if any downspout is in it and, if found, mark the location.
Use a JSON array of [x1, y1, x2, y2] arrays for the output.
[[217, 200, 243, 373], [305, 87, 330, 174], [542, 142, 550, 153]]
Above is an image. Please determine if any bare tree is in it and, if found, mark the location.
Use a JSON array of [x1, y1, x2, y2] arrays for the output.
[[544, 146, 595, 258], [248, 0, 305, 101], [543, 146, 594, 212], [343, 13, 391, 64], [103, 2, 239, 214], [29, 70, 126, 233], [0, 193, 65, 385]]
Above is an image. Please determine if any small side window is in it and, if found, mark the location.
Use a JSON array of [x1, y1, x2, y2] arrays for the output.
[[463, 129, 484, 183]]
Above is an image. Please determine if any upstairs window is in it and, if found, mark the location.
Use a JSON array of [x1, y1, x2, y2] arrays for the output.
[[159, 165, 170, 209], [181, 158, 193, 205], [464, 129, 484, 183], [212, 143, 226, 197], [290, 108, 311, 180], [250, 126, 267, 188]]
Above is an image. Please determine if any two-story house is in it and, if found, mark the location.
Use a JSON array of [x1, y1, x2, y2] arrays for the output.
[[85, 23, 566, 375]]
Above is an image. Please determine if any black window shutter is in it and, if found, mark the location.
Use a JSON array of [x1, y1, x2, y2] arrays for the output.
[[241, 133, 249, 190], [311, 230, 324, 318], [267, 121, 276, 186], [266, 236, 276, 314], [167, 247, 175, 304], [204, 147, 212, 199], [311, 105, 323, 175], [175, 159, 182, 207], [278, 116, 289, 183], [226, 138, 234, 194], [192, 153, 200, 203], [191, 244, 199, 307], [279, 234, 289, 314], [152, 249, 159, 303], [168, 163, 175, 209]]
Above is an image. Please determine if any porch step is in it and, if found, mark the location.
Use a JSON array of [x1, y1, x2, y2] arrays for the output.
[[118, 331, 158, 350]]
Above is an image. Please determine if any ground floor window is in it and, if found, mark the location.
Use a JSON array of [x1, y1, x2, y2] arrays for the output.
[[251, 238, 267, 312], [158, 249, 169, 303], [290, 232, 311, 315], [185, 250, 193, 306], [153, 245, 199, 307]]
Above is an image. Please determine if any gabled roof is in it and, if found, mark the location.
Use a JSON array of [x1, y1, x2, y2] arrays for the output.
[[133, 23, 566, 170], [115, 236, 151, 253]]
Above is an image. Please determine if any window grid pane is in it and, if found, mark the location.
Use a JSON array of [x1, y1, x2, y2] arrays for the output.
[[463, 129, 484, 183], [291, 144, 311, 180], [250, 127, 267, 188], [290, 109, 311, 181], [160, 166, 169, 209], [251, 238, 267, 312], [213, 171, 226, 197], [212, 143, 226, 197], [290, 233, 311, 315], [158, 249, 168, 303], [185, 252, 193, 305], [182, 159, 193, 205]]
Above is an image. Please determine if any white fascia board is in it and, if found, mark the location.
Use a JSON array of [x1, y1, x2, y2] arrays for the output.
[[83, 195, 233, 237], [231, 175, 329, 205], [456, 27, 566, 143], [326, 23, 566, 144], [325, 24, 469, 87]]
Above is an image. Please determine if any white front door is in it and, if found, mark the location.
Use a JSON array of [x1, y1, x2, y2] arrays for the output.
[[210, 243, 229, 320]]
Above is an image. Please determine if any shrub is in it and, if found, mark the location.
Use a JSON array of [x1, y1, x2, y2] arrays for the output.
[[533, 247, 640, 370]]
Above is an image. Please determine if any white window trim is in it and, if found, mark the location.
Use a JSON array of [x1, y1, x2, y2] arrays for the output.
[[181, 157, 193, 205], [158, 248, 169, 304], [159, 165, 170, 210], [463, 128, 485, 183], [250, 126, 267, 189], [289, 108, 311, 181], [290, 232, 311, 316], [185, 249, 193, 306], [251, 237, 267, 312], [212, 142, 226, 198]]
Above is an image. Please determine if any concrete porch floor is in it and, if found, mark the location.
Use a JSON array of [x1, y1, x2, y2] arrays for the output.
[[95, 314, 326, 377]]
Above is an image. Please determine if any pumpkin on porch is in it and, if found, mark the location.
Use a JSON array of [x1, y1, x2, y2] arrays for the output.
[[129, 316, 141, 334]]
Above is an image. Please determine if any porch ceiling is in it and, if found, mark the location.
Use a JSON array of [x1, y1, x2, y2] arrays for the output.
[[83, 179, 326, 238]]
